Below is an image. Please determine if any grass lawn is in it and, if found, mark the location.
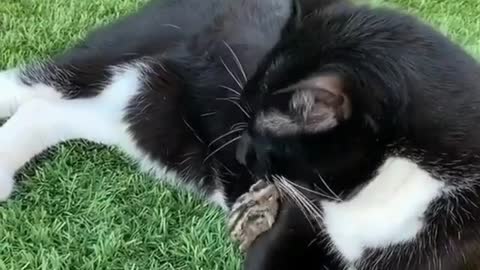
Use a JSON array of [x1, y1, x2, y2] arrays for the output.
[[0, 0, 479, 269]]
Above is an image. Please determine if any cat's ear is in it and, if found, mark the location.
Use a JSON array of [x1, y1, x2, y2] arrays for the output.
[[256, 74, 350, 136], [285, 73, 351, 132]]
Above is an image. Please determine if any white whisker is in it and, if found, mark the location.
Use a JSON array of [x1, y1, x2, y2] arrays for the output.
[[288, 180, 340, 202], [200, 111, 217, 117], [231, 122, 248, 130], [179, 156, 194, 165], [217, 161, 235, 176], [316, 172, 342, 201], [279, 178, 323, 217], [273, 176, 324, 230], [223, 40, 247, 83], [219, 85, 241, 96], [216, 97, 240, 101], [208, 128, 244, 147], [275, 179, 316, 229], [183, 118, 204, 143], [244, 101, 253, 113], [284, 188, 321, 229], [220, 57, 243, 89], [161, 23, 182, 30], [218, 97, 250, 118], [203, 135, 241, 162]]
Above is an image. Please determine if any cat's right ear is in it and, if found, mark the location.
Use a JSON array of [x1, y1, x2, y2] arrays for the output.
[[282, 0, 303, 36]]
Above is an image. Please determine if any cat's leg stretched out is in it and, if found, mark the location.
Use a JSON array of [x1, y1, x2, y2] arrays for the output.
[[0, 0, 240, 202], [0, 62, 148, 200], [0, 52, 250, 208]]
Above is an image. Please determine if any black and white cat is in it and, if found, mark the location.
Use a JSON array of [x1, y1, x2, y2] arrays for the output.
[[236, 1, 480, 270], [0, 0, 328, 267], [0, 0, 294, 206], [0, 0, 297, 267], [3, 0, 480, 269]]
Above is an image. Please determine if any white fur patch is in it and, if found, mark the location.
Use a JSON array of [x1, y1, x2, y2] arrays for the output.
[[0, 64, 227, 207], [322, 157, 445, 263], [209, 189, 228, 210], [0, 69, 61, 118], [0, 65, 143, 200]]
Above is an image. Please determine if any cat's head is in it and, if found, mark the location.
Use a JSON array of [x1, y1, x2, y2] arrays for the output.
[[236, 70, 357, 176], [236, 2, 407, 186]]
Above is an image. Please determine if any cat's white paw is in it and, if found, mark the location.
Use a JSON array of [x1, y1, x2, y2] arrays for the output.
[[0, 170, 14, 201]]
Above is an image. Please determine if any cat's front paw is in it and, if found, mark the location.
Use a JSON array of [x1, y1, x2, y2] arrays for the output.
[[228, 180, 280, 251], [0, 170, 14, 201]]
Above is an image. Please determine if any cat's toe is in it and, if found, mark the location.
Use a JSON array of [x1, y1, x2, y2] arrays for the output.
[[228, 180, 280, 251], [0, 170, 14, 201]]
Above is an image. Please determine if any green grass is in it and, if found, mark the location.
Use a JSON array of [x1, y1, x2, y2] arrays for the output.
[[0, 0, 478, 269]]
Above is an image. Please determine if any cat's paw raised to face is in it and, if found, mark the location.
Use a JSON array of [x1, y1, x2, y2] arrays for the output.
[[228, 180, 280, 251], [0, 170, 14, 201]]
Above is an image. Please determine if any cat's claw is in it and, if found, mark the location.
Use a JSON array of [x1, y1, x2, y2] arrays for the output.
[[228, 180, 280, 251]]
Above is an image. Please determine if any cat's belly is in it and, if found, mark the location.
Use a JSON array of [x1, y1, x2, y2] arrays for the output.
[[321, 157, 445, 264]]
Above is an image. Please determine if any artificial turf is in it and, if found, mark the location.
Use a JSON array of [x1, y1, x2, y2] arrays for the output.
[[0, 0, 479, 269]]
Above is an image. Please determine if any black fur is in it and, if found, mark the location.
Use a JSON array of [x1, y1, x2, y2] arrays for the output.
[[19, 0, 295, 205], [239, 1, 480, 269], [11, 1, 344, 268]]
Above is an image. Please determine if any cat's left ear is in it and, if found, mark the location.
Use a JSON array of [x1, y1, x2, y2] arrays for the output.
[[281, 73, 351, 133]]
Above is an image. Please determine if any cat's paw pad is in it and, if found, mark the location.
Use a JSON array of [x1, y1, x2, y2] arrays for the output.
[[228, 180, 280, 251], [0, 170, 13, 201]]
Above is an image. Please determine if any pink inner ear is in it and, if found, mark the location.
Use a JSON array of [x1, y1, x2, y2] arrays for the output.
[[302, 73, 344, 96], [298, 73, 351, 119], [287, 73, 352, 133]]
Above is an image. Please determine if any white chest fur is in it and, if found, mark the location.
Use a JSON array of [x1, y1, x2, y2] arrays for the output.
[[321, 157, 445, 264]]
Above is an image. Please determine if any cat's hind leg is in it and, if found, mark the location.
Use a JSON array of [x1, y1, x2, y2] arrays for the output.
[[0, 64, 143, 200], [0, 57, 119, 119], [0, 67, 63, 119]]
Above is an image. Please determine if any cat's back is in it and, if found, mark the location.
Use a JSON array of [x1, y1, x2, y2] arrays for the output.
[[365, 8, 480, 155], [300, 5, 480, 154], [56, 0, 234, 64], [186, 0, 293, 79]]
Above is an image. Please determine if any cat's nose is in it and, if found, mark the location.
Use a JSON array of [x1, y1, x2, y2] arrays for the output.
[[236, 132, 252, 166]]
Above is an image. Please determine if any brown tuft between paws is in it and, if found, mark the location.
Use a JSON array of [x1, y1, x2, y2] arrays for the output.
[[228, 180, 280, 251]]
